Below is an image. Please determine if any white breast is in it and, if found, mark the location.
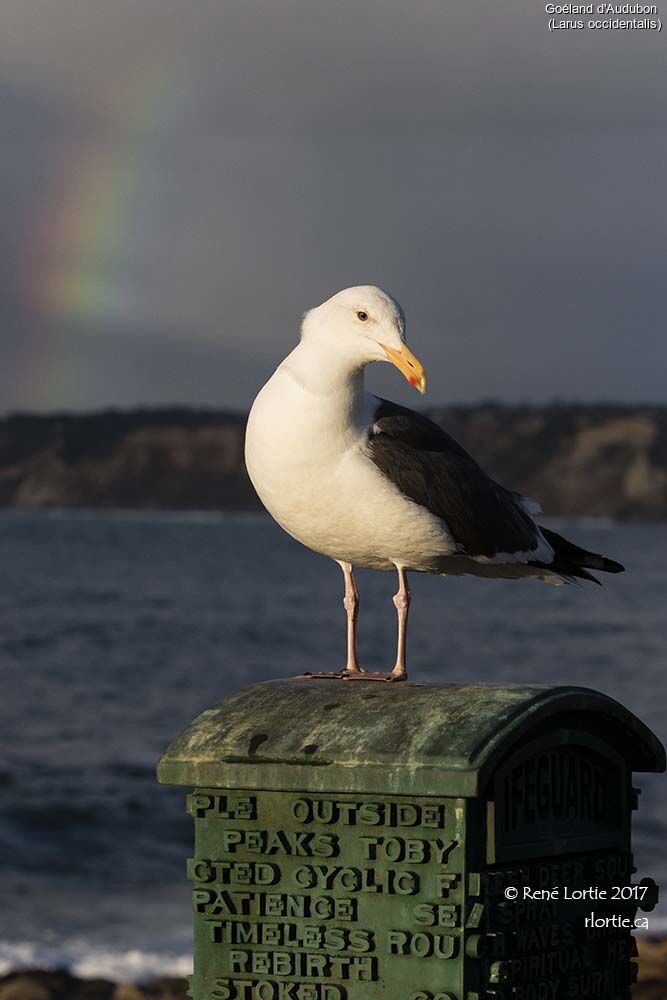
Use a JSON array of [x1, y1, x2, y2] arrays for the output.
[[245, 364, 455, 571]]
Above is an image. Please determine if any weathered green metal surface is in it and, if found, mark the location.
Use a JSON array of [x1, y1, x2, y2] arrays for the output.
[[187, 787, 473, 1000], [157, 679, 664, 796], [158, 681, 665, 1000]]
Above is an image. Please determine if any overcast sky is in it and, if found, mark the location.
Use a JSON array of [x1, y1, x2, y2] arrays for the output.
[[1, 1, 666, 413]]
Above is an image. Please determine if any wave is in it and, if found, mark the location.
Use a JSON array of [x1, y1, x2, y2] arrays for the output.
[[0, 940, 192, 982], [2, 922, 666, 983]]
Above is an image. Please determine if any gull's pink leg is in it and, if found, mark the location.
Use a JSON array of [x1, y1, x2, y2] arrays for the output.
[[305, 562, 411, 683], [303, 562, 366, 680], [389, 566, 410, 681], [339, 561, 365, 675]]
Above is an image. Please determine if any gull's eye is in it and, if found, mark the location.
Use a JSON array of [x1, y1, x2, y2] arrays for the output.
[[356, 310, 369, 322]]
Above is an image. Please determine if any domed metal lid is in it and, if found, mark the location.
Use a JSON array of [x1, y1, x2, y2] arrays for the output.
[[157, 678, 665, 796]]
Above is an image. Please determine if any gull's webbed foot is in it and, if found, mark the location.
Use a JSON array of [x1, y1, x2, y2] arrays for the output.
[[341, 668, 407, 683], [303, 664, 366, 681], [304, 666, 410, 682]]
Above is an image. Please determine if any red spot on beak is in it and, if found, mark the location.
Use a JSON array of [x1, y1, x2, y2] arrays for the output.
[[408, 376, 419, 388]]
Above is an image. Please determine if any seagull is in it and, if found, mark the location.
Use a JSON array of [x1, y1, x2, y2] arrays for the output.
[[245, 285, 624, 682]]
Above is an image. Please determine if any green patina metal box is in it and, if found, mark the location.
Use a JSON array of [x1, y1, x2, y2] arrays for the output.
[[158, 680, 664, 1000]]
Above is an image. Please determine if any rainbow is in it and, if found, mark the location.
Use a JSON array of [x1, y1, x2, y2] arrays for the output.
[[19, 59, 181, 328]]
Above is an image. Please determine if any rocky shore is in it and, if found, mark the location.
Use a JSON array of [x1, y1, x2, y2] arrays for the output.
[[0, 404, 666, 519], [0, 972, 187, 1000], [635, 937, 667, 998], [1, 936, 666, 1000]]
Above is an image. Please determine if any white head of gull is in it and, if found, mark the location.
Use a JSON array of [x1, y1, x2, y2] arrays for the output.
[[245, 285, 624, 682], [284, 285, 425, 396]]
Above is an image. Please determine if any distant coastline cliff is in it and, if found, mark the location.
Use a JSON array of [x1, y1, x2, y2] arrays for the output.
[[0, 405, 665, 520]]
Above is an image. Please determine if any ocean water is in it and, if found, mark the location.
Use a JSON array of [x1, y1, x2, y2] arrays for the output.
[[1, 511, 666, 980]]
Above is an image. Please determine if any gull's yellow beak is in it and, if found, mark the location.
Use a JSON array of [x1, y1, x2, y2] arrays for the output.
[[380, 343, 427, 394]]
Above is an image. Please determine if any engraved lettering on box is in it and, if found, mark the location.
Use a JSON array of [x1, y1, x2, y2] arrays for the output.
[[387, 931, 458, 959], [211, 830, 340, 858], [492, 737, 628, 861], [209, 981, 348, 1000], [193, 891, 358, 923], [227, 952, 378, 981], [360, 836, 456, 864], [206, 923, 374, 953], [188, 859, 281, 886], [481, 850, 638, 1000], [187, 794, 258, 820], [189, 792, 461, 1000], [292, 864, 421, 895], [413, 903, 459, 927], [292, 800, 446, 829]]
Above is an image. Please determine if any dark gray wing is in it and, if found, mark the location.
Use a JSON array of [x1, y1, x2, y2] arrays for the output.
[[366, 398, 540, 558]]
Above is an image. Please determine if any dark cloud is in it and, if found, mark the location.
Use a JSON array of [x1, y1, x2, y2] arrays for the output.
[[1, 1, 666, 412]]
